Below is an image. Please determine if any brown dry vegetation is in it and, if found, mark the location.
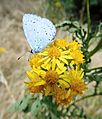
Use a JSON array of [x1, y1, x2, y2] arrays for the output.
[[0, 0, 102, 119]]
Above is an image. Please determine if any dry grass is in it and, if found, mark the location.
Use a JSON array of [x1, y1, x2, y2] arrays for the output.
[[0, 0, 102, 119]]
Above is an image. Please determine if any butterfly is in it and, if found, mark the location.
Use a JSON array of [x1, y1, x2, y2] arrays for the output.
[[23, 14, 56, 53]]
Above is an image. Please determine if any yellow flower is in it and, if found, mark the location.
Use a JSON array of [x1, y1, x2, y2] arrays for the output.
[[38, 45, 72, 71], [27, 84, 44, 93], [54, 87, 73, 105], [44, 70, 61, 96], [59, 68, 86, 95], [29, 54, 42, 68], [68, 40, 84, 65], [0, 48, 6, 54], [53, 38, 68, 49], [25, 38, 86, 105], [26, 65, 68, 96], [68, 40, 81, 51], [33, 66, 66, 95], [70, 50, 84, 65], [25, 70, 46, 93], [44, 68, 71, 96], [45, 70, 59, 85]]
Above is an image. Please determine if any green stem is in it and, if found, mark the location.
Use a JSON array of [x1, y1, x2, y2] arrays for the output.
[[86, 0, 91, 42], [68, 92, 102, 107], [90, 39, 102, 56], [86, 67, 102, 72], [42, 96, 61, 118]]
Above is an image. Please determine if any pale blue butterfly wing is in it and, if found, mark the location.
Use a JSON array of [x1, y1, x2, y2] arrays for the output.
[[23, 14, 56, 52]]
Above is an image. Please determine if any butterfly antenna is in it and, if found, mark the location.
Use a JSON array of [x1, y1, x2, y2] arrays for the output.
[[17, 51, 32, 60]]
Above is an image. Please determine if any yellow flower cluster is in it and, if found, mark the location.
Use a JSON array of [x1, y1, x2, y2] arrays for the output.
[[25, 38, 86, 105]]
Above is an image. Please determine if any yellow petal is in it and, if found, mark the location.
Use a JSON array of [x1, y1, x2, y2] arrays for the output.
[[62, 78, 70, 84], [58, 79, 70, 89], [34, 80, 46, 86], [38, 57, 49, 63], [26, 70, 35, 80], [44, 57, 51, 65], [38, 51, 48, 55], [32, 67, 41, 75], [45, 85, 53, 96], [46, 63, 51, 70], [60, 55, 72, 59], [67, 55, 73, 59], [66, 89, 71, 97], [70, 60, 74, 66], [61, 50, 70, 55], [41, 62, 51, 70], [52, 57, 56, 71], [59, 74, 66, 78], [56, 67, 66, 75], [59, 57, 68, 64], [39, 70, 46, 78], [56, 59, 63, 69]]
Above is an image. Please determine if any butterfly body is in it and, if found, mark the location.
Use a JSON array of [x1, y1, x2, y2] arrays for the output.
[[23, 14, 56, 53]]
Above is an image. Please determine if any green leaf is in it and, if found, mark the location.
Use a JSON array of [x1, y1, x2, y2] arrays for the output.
[[69, 27, 77, 33], [31, 99, 41, 117], [7, 100, 22, 113], [7, 94, 33, 113], [19, 95, 32, 111], [42, 96, 61, 118], [73, 21, 80, 28], [88, 74, 102, 82], [50, 112, 59, 119], [55, 20, 72, 28], [94, 75, 102, 82]]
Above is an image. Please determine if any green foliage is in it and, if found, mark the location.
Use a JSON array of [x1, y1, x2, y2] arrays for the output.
[[31, 99, 41, 117], [7, 94, 32, 113], [7, 99, 22, 113], [42, 96, 61, 118]]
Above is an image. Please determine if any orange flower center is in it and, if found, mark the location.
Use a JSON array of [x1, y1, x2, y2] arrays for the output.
[[45, 70, 59, 85], [48, 46, 61, 58], [71, 79, 86, 94], [28, 85, 44, 93], [55, 88, 72, 105]]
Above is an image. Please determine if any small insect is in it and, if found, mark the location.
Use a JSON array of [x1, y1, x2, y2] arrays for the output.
[[23, 14, 56, 53]]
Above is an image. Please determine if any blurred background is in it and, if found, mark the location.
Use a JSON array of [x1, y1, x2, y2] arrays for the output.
[[0, 0, 102, 119]]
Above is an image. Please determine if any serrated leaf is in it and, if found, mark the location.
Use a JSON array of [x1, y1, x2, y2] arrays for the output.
[[19, 95, 32, 111], [7, 100, 22, 113], [94, 75, 102, 82], [69, 27, 77, 33], [73, 21, 80, 28], [88, 75, 95, 81], [31, 100, 41, 117], [88, 74, 102, 82]]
